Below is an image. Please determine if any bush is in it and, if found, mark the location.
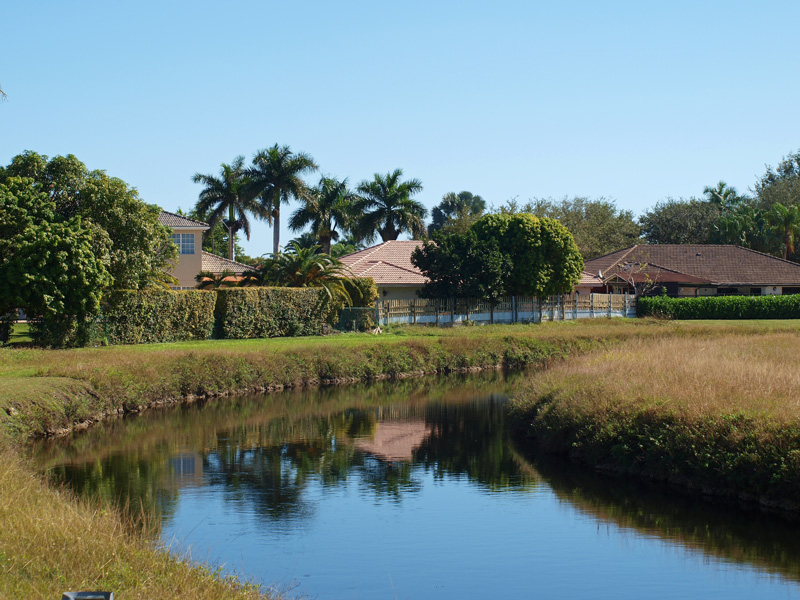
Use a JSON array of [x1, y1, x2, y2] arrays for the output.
[[214, 287, 334, 339], [342, 278, 379, 308], [638, 294, 800, 320], [101, 289, 216, 344]]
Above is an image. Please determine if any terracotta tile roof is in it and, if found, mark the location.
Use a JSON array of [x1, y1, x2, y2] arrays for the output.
[[201, 251, 250, 274], [158, 210, 209, 229], [585, 245, 800, 286], [577, 271, 603, 286], [339, 240, 426, 285]]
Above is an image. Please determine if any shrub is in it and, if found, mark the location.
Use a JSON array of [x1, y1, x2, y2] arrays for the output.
[[214, 287, 334, 339], [638, 294, 800, 320], [101, 289, 216, 344]]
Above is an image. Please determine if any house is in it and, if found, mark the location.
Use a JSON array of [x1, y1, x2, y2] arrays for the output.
[[158, 211, 251, 289], [339, 240, 427, 300], [584, 244, 800, 296], [340, 240, 615, 299]]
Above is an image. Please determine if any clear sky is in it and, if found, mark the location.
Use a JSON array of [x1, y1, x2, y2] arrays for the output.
[[3, 1, 799, 258]]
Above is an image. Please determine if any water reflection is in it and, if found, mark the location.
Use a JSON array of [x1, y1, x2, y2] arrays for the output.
[[30, 371, 800, 596]]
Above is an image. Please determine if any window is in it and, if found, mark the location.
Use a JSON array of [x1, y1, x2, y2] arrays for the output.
[[171, 233, 195, 255]]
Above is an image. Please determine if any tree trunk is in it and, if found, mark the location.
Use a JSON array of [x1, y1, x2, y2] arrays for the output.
[[273, 205, 281, 254], [228, 204, 235, 261], [321, 234, 332, 255], [379, 225, 399, 242]]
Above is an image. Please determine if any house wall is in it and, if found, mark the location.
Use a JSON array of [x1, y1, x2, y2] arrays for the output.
[[378, 285, 422, 301], [167, 228, 205, 288]]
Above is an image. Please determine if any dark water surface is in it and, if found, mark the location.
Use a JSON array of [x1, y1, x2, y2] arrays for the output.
[[31, 373, 800, 599]]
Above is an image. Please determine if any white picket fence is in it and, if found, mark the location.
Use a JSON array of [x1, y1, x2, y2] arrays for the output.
[[376, 293, 636, 326]]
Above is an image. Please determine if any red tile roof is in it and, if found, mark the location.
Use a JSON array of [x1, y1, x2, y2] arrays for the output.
[[585, 245, 800, 286], [339, 240, 426, 285], [201, 251, 250, 274], [158, 210, 209, 229], [577, 271, 603, 286]]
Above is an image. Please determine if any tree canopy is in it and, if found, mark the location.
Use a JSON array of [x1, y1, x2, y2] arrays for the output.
[[428, 191, 486, 235], [496, 196, 640, 259], [413, 213, 583, 302], [639, 198, 721, 245], [2, 151, 176, 289], [0, 177, 112, 345]]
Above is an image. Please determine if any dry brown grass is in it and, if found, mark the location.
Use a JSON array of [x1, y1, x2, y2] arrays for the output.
[[0, 441, 270, 599], [535, 332, 800, 422], [512, 328, 800, 503]]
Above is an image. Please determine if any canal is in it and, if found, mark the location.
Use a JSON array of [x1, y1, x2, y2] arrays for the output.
[[31, 372, 800, 599]]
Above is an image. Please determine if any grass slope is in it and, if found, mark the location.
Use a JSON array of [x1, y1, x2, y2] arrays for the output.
[[511, 327, 800, 510]]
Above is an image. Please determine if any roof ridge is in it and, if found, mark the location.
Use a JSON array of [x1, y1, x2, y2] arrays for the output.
[[159, 209, 209, 227]]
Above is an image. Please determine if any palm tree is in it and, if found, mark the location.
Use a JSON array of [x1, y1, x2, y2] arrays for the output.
[[240, 242, 352, 303], [247, 145, 318, 255], [289, 176, 357, 254], [767, 203, 800, 260], [195, 270, 237, 289], [703, 181, 741, 211], [354, 169, 426, 243], [192, 157, 262, 261], [428, 191, 486, 235]]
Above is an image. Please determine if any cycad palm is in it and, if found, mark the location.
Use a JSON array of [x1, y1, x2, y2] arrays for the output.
[[241, 242, 352, 302], [290, 176, 357, 254], [195, 270, 236, 290], [192, 157, 261, 261], [248, 144, 318, 255], [354, 169, 426, 243]]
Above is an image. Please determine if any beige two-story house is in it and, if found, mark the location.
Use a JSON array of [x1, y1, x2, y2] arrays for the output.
[[158, 211, 250, 289]]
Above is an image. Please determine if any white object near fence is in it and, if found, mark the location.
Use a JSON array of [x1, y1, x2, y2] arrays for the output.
[[375, 293, 636, 326]]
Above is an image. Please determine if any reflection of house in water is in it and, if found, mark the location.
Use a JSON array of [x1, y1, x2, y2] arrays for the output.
[[354, 420, 432, 463], [166, 452, 204, 489]]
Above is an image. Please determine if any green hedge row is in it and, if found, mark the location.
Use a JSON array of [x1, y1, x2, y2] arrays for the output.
[[102, 289, 217, 344], [638, 294, 800, 319], [214, 287, 334, 339]]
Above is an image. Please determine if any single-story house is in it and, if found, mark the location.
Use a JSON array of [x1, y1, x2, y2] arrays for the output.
[[339, 240, 611, 298], [584, 244, 800, 296], [339, 240, 427, 300], [158, 211, 251, 289]]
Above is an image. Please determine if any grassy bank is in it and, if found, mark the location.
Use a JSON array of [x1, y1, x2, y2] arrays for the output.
[[0, 440, 266, 599], [0, 319, 681, 440], [510, 328, 800, 511]]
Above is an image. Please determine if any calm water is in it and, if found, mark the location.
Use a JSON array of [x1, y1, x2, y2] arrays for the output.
[[32, 373, 800, 599]]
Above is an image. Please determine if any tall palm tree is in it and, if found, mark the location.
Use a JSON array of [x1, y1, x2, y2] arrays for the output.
[[354, 169, 426, 243], [247, 144, 318, 255], [289, 176, 357, 254], [703, 181, 741, 211], [192, 157, 261, 261], [767, 203, 800, 260]]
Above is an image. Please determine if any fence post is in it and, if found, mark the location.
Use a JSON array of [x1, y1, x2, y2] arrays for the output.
[[608, 294, 612, 317], [375, 299, 380, 329], [435, 299, 440, 327], [411, 300, 416, 325], [590, 294, 594, 318], [574, 295, 578, 320], [624, 294, 628, 317]]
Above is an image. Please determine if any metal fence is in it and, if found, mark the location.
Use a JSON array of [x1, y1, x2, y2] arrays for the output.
[[375, 293, 636, 326]]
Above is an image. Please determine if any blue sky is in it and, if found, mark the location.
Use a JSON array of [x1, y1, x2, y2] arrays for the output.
[[3, 1, 799, 257]]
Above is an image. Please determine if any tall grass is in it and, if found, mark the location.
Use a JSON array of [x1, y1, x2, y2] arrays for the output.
[[511, 331, 800, 508], [0, 441, 268, 599]]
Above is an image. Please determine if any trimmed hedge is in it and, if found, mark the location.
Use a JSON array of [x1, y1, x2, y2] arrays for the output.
[[214, 287, 333, 339], [639, 293, 800, 319], [102, 289, 216, 344]]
